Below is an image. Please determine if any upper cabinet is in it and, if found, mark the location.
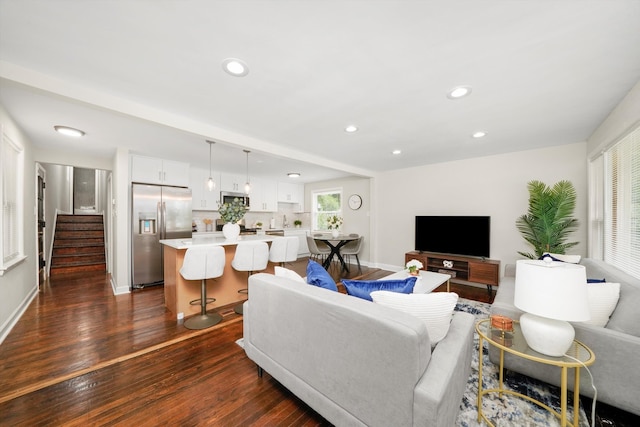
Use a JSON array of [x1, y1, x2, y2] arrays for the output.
[[250, 179, 278, 212], [131, 155, 190, 187], [190, 167, 220, 210], [220, 173, 247, 193], [278, 182, 305, 211]]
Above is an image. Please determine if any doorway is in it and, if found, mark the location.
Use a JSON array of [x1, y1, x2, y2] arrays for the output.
[[36, 164, 46, 287]]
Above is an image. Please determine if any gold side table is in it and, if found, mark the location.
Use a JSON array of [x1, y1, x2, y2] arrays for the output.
[[476, 318, 595, 427]]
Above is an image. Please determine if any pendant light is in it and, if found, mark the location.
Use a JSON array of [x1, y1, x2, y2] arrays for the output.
[[243, 149, 251, 194], [206, 140, 216, 191]]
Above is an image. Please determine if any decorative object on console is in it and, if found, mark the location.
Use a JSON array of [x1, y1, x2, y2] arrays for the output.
[[218, 197, 246, 240], [516, 180, 579, 259], [443, 260, 454, 268], [405, 258, 424, 276], [514, 259, 590, 356]]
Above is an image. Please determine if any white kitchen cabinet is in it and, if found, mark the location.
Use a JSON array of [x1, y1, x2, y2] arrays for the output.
[[284, 228, 310, 256], [190, 167, 220, 210], [131, 155, 190, 187], [278, 182, 305, 211], [220, 173, 247, 193], [250, 179, 278, 212]]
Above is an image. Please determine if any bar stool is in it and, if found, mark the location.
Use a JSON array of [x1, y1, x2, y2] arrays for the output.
[[179, 246, 226, 330], [231, 241, 269, 315], [268, 236, 299, 267]]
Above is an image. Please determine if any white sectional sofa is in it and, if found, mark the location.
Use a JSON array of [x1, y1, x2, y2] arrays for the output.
[[242, 272, 475, 427]]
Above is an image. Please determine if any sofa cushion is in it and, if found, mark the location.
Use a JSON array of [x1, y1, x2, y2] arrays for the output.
[[540, 252, 581, 263], [370, 291, 458, 344], [306, 260, 338, 291], [275, 266, 306, 283], [580, 282, 620, 327], [342, 277, 417, 301]]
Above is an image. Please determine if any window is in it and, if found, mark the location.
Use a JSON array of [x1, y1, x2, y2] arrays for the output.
[[602, 124, 640, 278], [312, 188, 342, 231], [1, 128, 25, 275]]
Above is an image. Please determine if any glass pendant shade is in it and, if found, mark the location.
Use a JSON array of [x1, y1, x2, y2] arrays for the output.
[[206, 140, 216, 191]]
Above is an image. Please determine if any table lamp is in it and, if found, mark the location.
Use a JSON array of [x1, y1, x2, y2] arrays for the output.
[[514, 259, 590, 357]]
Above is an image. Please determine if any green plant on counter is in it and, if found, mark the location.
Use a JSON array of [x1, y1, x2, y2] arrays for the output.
[[294, 220, 302, 227], [516, 180, 579, 259], [218, 198, 246, 224]]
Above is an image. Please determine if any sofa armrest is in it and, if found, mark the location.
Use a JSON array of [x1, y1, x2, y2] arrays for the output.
[[413, 311, 475, 427]]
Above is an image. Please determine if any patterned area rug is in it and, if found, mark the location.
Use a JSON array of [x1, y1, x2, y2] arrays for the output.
[[455, 298, 589, 427]]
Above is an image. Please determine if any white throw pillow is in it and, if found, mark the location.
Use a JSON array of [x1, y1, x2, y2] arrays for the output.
[[580, 282, 620, 327], [274, 266, 306, 283], [542, 252, 582, 264], [370, 291, 459, 344]]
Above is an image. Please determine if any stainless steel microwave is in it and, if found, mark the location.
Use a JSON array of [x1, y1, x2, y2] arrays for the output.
[[220, 191, 250, 208]]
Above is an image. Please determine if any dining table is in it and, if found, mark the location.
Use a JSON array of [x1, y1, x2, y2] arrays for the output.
[[315, 234, 359, 272]]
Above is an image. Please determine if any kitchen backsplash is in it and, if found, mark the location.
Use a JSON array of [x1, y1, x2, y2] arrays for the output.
[[192, 203, 310, 232]]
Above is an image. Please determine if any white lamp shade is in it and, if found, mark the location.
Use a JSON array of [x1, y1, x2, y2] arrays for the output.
[[514, 259, 590, 322]]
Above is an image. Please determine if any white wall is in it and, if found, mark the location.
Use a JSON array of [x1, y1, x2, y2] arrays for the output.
[[373, 142, 588, 275], [587, 80, 640, 158], [0, 104, 37, 342]]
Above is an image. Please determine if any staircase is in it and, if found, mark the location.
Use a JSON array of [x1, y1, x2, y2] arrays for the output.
[[50, 214, 106, 275]]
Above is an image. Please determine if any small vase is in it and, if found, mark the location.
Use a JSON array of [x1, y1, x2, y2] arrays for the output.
[[222, 222, 241, 240], [331, 229, 340, 239], [408, 270, 420, 276]]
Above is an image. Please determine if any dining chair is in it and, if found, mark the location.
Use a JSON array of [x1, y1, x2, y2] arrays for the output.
[[307, 235, 330, 263], [231, 241, 270, 315], [340, 235, 364, 272], [179, 246, 226, 329]]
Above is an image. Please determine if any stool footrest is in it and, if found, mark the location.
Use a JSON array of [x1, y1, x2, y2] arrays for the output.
[[189, 297, 216, 306]]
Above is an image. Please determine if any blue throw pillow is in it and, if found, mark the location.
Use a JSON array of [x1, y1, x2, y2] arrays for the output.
[[306, 260, 338, 292], [342, 277, 417, 301]]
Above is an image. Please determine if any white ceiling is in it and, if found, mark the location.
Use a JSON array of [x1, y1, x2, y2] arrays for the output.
[[1, 1, 639, 183]]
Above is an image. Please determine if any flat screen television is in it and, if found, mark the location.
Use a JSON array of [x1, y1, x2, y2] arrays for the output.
[[415, 216, 490, 258]]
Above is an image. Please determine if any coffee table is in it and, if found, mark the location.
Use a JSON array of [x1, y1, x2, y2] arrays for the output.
[[380, 270, 451, 293]]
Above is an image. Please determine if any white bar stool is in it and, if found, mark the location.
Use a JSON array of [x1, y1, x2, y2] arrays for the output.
[[179, 246, 226, 329], [268, 236, 299, 267], [231, 241, 269, 315]]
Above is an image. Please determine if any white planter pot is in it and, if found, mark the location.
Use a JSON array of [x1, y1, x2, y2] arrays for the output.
[[222, 222, 241, 240]]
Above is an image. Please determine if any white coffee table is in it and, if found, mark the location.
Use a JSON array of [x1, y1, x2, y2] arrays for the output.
[[380, 270, 451, 293]]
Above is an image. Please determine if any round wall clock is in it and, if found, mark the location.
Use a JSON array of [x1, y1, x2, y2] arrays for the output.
[[348, 194, 362, 210]]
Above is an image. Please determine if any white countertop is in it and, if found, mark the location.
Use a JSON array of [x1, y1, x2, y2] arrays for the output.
[[160, 234, 276, 250]]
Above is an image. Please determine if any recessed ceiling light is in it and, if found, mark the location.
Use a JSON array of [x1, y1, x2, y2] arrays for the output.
[[447, 86, 472, 99], [472, 131, 487, 138], [222, 58, 249, 77], [54, 125, 85, 137], [392, 149, 402, 155], [287, 172, 301, 178], [344, 125, 358, 133]]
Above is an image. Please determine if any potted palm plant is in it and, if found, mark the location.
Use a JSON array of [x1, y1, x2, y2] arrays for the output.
[[516, 180, 579, 259]]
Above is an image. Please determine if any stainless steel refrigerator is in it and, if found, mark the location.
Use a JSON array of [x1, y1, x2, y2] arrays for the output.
[[131, 184, 192, 289]]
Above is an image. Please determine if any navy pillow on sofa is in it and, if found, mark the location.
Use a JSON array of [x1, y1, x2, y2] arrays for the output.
[[306, 260, 338, 292], [342, 277, 417, 301]]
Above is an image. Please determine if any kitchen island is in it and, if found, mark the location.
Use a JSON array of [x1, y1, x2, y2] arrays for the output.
[[160, 234, 276, 320]]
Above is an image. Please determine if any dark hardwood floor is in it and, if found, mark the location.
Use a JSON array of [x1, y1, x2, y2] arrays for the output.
[[2, 257, 633, 426]]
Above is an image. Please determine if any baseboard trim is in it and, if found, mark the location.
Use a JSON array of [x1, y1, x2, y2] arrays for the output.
[[0, 284, 38, 345]]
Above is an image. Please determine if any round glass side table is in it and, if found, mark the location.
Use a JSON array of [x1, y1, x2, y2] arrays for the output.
[[476, 318, 595, 427]]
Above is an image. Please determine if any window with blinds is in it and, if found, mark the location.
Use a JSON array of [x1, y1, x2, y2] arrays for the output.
[[1, 129, 24, 271], [604, 124, 640, 278]]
